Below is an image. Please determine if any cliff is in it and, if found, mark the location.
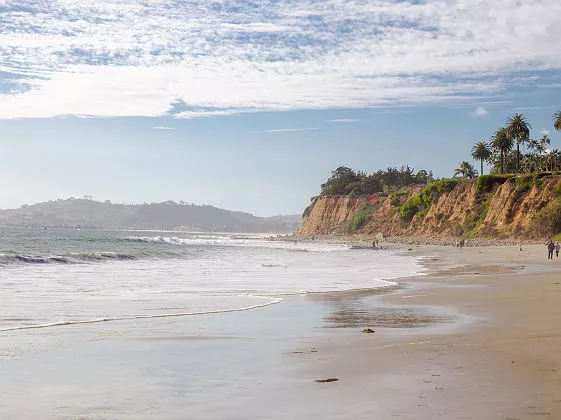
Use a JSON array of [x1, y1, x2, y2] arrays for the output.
[[296, 174, 561, 240]]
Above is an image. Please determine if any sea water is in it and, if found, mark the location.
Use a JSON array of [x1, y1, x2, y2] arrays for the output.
[[0, 227, 425, 419], [0, 227, 422, 332]]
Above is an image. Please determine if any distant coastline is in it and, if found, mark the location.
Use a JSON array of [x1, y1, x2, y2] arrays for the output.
[[0, 198, 301, 233]]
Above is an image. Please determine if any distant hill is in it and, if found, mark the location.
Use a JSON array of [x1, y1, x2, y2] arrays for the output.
[[0, 199, 301, 233]]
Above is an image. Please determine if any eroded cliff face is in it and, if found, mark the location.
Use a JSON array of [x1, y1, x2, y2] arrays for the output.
[[296, 177, 561, 239], [297, 196, 370, 235]]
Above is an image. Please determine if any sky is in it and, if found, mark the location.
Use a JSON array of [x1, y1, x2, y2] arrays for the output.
[[0, 0, 560, 216]]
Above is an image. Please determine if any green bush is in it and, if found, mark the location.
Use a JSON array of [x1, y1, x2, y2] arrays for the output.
[[397, 179, 459, 221], [475, 174, 512, 193], [555, 180, 561, 197], [347, 204, 375, 232], [389, 190, 409, 206], [399, 198, 420, 220], [534, 199, 561, 237], [462, 198, 491, 238]]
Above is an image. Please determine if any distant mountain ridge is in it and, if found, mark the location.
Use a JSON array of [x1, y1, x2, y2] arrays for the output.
[[0, 198, 301, 233]]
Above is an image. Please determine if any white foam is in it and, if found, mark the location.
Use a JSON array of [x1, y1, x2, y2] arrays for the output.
[[125, 235, 351, 252], [0, 235, 422, 332]]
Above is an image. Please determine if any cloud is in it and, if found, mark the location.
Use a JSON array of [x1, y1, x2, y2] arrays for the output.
[[153, 126, 173, 130], [327, 119, 359, 123], [0, 0, 560, 119], [472, 106, 489, 117], [264, 127, 318, 133], [541, 129, 551, 135]]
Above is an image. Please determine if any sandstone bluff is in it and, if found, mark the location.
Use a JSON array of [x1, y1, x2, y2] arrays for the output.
[[296, 174, 561, 240]]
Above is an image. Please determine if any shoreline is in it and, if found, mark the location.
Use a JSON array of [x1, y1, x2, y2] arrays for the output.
[[285, 233, 547, 247]]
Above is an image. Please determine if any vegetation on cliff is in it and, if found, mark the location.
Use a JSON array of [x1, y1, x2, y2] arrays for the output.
[[300, 173, 561, 240], [320, 166, 434, 196], [397, 179, 459, 221]]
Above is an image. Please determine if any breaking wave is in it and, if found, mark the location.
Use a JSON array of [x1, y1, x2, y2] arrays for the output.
[[0, 252, 137, 266], [125, 236, 187, 245], [124, 236, 351, 252]]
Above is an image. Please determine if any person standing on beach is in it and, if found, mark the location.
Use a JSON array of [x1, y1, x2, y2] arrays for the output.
[[547, 240, 555, 259], [556, 242, 560, 258]]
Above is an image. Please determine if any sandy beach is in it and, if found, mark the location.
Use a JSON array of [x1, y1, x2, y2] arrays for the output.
[[2, 242, 561, 419], [296, 243, 561, 419]]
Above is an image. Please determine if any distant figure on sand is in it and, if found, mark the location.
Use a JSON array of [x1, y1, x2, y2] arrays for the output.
[[459, 239, 465, 249], [556, 242, 560, 258], [547, 240, 555, 259]]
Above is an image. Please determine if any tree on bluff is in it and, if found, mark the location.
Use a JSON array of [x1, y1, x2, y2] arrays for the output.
[[321, 167, 364, 195], [320, 165, 433, 196]]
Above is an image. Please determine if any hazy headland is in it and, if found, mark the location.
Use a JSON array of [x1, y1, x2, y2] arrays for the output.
[[0, 198, 301, 233]]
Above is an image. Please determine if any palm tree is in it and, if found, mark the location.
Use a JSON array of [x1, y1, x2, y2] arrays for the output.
[[471, 141, 492, 175], [506, 113, 531, 174], [546, 149, 560, 172], [554, 111, 561, 132], [453, 161, 477, 179], [538, 135, 551, 171], [490, 127, 514, 174]]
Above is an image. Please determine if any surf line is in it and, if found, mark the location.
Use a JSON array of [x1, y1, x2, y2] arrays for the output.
[[0, 297, 282, 332]]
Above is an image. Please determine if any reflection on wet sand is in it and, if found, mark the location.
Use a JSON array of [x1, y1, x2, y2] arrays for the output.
[[325, 306, 450, 329], [308, 286, 451, 329]]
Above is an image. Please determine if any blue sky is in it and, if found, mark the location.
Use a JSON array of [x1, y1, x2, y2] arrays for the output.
[[0, 0, 560, 216]]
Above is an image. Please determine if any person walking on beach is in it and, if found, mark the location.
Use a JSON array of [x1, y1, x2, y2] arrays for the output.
[[547, 240, 555, 259], [556, 242, 560, 258]]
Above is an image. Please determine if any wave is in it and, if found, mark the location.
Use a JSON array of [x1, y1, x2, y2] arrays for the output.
[[0, 252, 137, 266], [125, 236, 186, 245], [0, 297, 282, 332], [124, 236, 351, 252]]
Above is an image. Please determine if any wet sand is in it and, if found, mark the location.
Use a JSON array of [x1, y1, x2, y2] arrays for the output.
[[298, 244, 561, 419]]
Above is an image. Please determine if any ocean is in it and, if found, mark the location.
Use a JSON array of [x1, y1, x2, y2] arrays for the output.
[[0, 227, 425, 419], [0, 227, 422, 332]]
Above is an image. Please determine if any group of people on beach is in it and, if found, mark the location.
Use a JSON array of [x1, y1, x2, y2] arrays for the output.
[[547, 240, 561, 259], [455, 239, 465, 249]]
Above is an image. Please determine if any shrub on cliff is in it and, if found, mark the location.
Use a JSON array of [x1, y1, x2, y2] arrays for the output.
[[347, 204, 375, 232], [475, 174, 512, 193], [398, 179, 459, 221], [534, 199, 561, 237]]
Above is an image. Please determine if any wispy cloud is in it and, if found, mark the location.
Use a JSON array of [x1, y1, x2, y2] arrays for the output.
[[471, 106, 489, 118], [327, 119, 359, 123], [541, 129, 551, 135], [153, 126, 173, 130], [0, 0, 560, 119], [264, 127, 318, 133]]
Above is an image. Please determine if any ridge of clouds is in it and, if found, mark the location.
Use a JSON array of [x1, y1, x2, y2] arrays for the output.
[[0, 0, 560, 119]]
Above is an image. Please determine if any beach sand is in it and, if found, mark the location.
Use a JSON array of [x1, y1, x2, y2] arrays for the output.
[[295, 244, 561, 419], [2, 244, 561, 419]]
